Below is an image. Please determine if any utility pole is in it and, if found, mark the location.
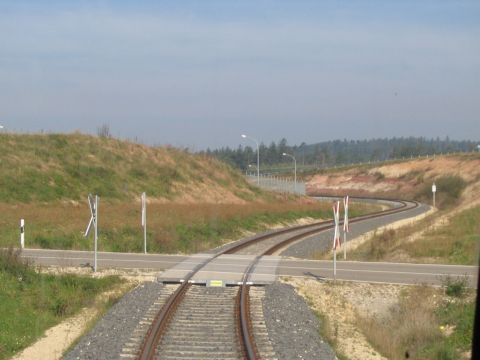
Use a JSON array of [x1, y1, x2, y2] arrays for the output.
[[242, 134, 260, 186]]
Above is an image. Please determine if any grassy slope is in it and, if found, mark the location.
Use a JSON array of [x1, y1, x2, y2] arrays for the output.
[[347, 206, 480, 265], [0, 249, 123, 359], [0, 201, 375, 253], [0, 133, 380, 253], [0, 133, 263, 203]]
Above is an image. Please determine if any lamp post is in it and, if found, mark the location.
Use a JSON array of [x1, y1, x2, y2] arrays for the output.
[[248, 164, 258, 177], [241, 134, 260, 185], [282, 152, 297, 193]]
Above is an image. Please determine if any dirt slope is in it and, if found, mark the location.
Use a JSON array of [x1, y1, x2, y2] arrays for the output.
[[306, 154, 480, 209]]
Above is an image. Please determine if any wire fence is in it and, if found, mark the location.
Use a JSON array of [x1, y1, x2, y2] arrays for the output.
[[246, 149, 480, 175], [245, 174, 306, 195]]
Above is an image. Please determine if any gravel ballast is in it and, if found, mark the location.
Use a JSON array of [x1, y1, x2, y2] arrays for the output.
[[63, 282, 165, 360], [263, 282, 336, 360]]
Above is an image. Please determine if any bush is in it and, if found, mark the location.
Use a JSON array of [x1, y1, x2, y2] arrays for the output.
[[415, 175, 467, 208], [0, 247, 35, 282], [442, 276, 468, 297]]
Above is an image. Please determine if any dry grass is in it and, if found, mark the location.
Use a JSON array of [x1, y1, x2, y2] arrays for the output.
[[1, 199, 365, 253], [356, 284, 475, 360], [357, 286, 441, 360]]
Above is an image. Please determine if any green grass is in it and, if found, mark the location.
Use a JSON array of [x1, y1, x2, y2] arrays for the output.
[[406, 206, 480, 265], [348, 205, 480, 265], [0, 133, 263, 203], [0, 248, 123, 359]]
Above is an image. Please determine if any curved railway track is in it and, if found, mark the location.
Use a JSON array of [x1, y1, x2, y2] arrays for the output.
[[137, 198, 420, 360]]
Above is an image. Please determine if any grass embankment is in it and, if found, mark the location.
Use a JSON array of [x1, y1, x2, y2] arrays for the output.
[[0, 248, 123, 359], [358, 282, 475, 360], [0, 201, 376, 253], [350, 205, 480, 265], [0, 133, 265, 203]]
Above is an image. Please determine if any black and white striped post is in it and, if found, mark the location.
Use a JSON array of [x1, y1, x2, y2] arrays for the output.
[[20, 219, 25, 249]]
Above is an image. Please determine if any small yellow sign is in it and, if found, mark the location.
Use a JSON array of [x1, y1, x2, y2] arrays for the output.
[[208, 280, 224, 287]]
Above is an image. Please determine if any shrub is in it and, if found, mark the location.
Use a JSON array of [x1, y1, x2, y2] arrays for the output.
[[442, 276, 468, 298], [415, 175, 467, 208], [0, 247, 35, 282]]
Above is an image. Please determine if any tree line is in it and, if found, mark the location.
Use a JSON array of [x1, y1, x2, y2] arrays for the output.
[[201, 137, 479, 171]]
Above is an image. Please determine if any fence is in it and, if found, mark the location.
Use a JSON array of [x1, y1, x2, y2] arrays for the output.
[[246, 174, 306, 195]]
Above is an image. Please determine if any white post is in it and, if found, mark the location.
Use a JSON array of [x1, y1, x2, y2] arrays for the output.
[[432, 183, 437, 208], [334, 248, 337, 281], [94, 195, 98, 272], [332, 201, 340, 281], [343, 196, 349, 260], [20, 219, 25, 249], [142, 192, 147, 254]]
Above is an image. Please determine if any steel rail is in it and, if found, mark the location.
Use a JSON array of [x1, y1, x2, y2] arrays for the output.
[[137, 198, 420, 360], [236, 200, 420, 360]]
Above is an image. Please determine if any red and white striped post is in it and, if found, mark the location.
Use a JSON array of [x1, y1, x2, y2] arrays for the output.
[[332, 201, 341, 281], [343, 196, 349, 260]]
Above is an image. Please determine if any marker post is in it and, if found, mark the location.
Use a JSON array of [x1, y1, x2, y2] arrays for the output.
[[20, 219, 25, 249], [142, 192, 147, 254], [332, 201, 341, 281], [432, 183, 437, 208], [343, 196, 349, 260]]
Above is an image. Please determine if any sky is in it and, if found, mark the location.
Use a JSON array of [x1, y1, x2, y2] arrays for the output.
[[0, 0, 479, 149]]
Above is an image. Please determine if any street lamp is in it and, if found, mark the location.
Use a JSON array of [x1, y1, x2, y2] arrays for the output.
[[241, 134, 260, 185], [246, 164, 258, 176], [282, 152, 297, 193]]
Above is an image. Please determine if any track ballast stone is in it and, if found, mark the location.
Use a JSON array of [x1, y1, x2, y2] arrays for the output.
[[263, 282, 336, 360], [63, 282, 166, 360]]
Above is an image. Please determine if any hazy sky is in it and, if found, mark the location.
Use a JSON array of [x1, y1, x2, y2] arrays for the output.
[[1, 0, 479, 149]]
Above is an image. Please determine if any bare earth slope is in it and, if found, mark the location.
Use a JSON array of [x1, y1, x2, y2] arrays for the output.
[[306, 154, 480, 209]]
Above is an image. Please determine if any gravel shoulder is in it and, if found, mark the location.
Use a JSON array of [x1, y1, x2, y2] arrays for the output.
[[63, 282, 165, 360], [284, 277, 405, 360], [263, 282, 336, 360]]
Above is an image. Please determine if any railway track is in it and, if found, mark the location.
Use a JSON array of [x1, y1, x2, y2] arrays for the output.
[[136, 198, 420, 360]]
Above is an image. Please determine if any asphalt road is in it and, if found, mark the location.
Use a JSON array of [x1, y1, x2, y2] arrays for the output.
[[21, 248, 478, 287], [19, 198, 478, 287]]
